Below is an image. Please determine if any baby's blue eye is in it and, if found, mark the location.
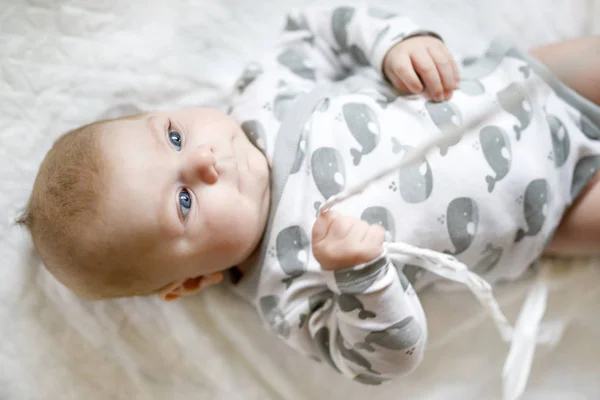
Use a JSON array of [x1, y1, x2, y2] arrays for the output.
[[169, 130, 182, 151], [179, 189, 192, 220]]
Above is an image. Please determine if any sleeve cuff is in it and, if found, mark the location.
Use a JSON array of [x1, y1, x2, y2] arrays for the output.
[[323, 252, 390, 294]]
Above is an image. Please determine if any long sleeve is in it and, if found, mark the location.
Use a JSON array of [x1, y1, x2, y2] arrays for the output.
[[308, 254, 428, 385], [282, 5, 431, 80], [228, 5, 434, 162]]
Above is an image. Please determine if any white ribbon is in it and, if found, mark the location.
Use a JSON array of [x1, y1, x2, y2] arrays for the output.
[[316, 76, 559, 399]]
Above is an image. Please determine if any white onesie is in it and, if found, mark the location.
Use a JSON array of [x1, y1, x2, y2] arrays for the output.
[[227, 5, 600, 385]]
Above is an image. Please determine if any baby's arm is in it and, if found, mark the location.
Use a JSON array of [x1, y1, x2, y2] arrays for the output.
[[309, 211, 427, 384]]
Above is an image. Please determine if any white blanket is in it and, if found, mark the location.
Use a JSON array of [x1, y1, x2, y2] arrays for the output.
[[2, 0, 600, 399]]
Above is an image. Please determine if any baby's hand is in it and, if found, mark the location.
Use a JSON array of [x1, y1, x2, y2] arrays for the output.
[[383, 35, 460, 102], [312, 211, 386, 271]]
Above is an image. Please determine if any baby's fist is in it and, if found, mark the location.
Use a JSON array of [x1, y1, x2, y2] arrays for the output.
[[312, 211, 385, 271], [383, 35, 460, 102]]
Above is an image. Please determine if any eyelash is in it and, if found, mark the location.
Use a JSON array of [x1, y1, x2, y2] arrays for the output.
[[167, 120, 183, 151]]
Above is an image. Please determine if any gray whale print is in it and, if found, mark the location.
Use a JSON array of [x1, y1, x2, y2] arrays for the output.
[[343, 103, 381, 165], [235, 62, 263, 93], [311, 147, 346, 199], [571, 155, 600, 199], [290, 118, 311, 174], [314, 327, 339, 372], [392, 140, 434, 204], [472, 243, 503, 275], [284, 13, 309, 31], [299, 290, 334, 329], [330, 7, 369, 65], [276, 48, 316, 80], [337, 294, 376, 319], [276, 225, 309, 287], [259, 295, 291, 339], [547, 114, 570, 167], [354, 374, 387, 385], [361, 206, 395, 239], [355, 317, 422, 352], [331, 6, 355, 51], [480, 125, 512, 192], [497, 83, 532, 140], [241, 120, 267, 153], [444, 197, 479, 255], [515, 179, 549, 242], [336, 332, 380, 375], [425, 100, 463, 155]]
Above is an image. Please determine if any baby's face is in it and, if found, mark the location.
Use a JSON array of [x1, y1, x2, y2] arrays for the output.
[[100, 108, 270, 291]]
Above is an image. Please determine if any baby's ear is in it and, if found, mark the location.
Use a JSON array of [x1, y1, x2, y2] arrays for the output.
[[157, 272, 224, 302]]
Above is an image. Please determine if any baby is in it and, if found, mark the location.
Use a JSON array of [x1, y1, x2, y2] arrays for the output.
[[18, 5, 600, 385]]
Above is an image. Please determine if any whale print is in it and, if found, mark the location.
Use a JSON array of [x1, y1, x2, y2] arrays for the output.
[[354, 374, 387, 385], [355, 317, 422, 352], [343, 103, 381, 165], [276, 225, 310, 287], [311, 147, 346, 199], [235, 62, 263, 93], [334, 257, 387, 294], [276, 48, 316, 81], [497, 83, 532, 140], [571, 155, 600, 199], [259, 295, 291, 339], [290, 117, 311, 174], [360, 206, 396, 239], [314, 327, 339, 372], [284, 13, 309, 31], [337, 294, 376, 319], [547, 114, 570, 167], [392, 141, 434, 203], [241, 119, 267, 153], [299, 290, 334, 329], [424, 100, 463, 155], [444, 197, 479, 255], [479, 125, 512, 192], [515, 179, 550, 242], [336, 332, 380, 375], [331, 6, 355, 52], [471, 243, 503, 275]]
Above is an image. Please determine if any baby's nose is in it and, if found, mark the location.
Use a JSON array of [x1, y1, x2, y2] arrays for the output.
[[184, 144, 218, 185]]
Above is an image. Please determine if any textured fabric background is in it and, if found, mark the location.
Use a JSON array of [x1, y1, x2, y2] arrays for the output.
[[1, 1, 599, 399]]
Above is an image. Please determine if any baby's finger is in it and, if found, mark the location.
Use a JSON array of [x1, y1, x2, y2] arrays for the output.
[[392, 53, 423, 93], [428, 45, 457, 99], [360, 224, 386, 261], [411, 50, 443, 102], [345, 221, 381, 266], [312, 210, 338, 244], [443, 45, 461, 87], [327, 214, 356, 241]]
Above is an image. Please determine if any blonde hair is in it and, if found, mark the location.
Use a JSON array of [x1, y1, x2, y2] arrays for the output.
[[17, 116, 158, 299]]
